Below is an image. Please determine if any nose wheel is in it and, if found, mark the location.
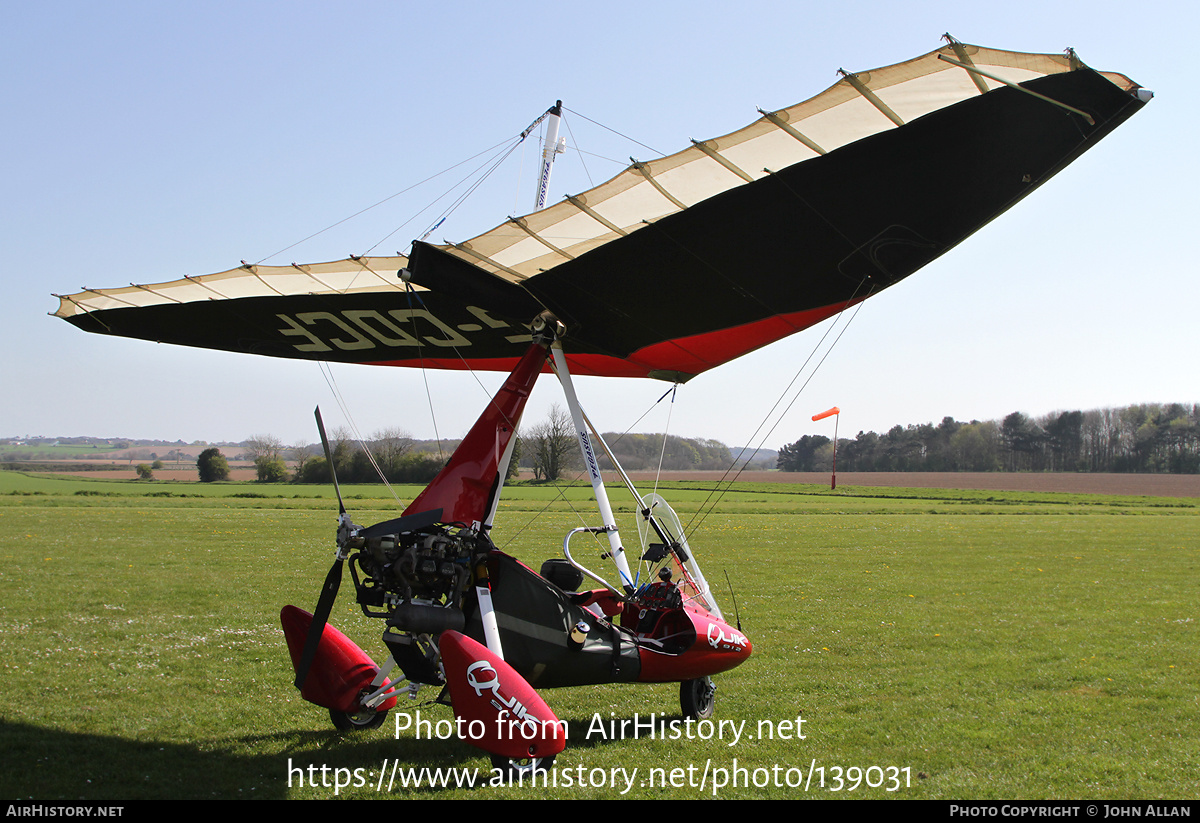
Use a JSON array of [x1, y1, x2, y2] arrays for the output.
[[330, 692, 390, 731], [330, 706, 389, 730], [680, 677, 715, 720]]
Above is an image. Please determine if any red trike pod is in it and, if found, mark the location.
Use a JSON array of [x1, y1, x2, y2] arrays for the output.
[[440, 630, 567, 760], [280, 605, 397, 714]]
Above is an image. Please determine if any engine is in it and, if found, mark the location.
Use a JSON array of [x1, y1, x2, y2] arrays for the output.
[[349, 524, 487, 617], [345, 523, 490, 686]]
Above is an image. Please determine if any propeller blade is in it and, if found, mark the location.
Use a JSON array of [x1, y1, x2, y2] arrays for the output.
[[314, 406, 346, 516], [293, 555, 345, 691]]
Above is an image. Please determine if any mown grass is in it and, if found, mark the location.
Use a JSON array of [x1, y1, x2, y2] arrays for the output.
[[0, 471, 1195, 799]]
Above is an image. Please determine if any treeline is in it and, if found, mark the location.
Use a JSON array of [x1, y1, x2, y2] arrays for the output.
[[778, 403, 1200, 474], [299, 430, 735, 484], [514, 405, 739, 481], [596, 432, 734, 472], [224, 431, 449, 484], [293, 440, 446, 485]]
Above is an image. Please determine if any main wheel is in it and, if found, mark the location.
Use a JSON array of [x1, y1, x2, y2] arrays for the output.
[[680, 677, 716, 720], [489, 753, 557, 780], [329, 705, 389, 731]]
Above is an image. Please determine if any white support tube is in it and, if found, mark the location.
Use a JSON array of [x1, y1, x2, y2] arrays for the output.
[[579, 409, 642, 503], [476, 583, 505, 658], [363, 654, 403, 707], [364, 678, 406, 708], [551, 342, 635, 591]]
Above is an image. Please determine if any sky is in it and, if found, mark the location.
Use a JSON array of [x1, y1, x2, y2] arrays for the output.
[[2, 1, 1194, 453]]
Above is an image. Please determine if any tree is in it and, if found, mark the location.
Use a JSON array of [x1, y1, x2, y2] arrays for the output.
[[528, 404, 578, 481], [328, 426, 355, 479], [290, 443, 315, 481], [506, 435, 522, 479], [244, 434, 284, 462], [196, 448, 230, 482], [371, 427, 415, 481], [1044, 411, 1084, 472], [949, 421, 1001, 471], [254, 455, 289, 482], [1001, 412, 1043, 471], [841, 430, 879, 471], [777, 435, 830, 471], [296, 455, 331, 484], [135, 463, 154, 480]]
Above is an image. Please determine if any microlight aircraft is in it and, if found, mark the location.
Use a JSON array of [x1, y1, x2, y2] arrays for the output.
[[53, 39, 1149, 774]]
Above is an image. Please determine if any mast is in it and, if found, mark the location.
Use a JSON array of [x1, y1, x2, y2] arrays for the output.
[[534, 100, 565, 210]]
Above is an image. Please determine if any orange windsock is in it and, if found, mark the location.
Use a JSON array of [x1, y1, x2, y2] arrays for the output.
[[812, 407, 840, 422]]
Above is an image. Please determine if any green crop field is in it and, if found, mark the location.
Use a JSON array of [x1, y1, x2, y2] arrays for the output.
[[1, 471, 1196, 799]]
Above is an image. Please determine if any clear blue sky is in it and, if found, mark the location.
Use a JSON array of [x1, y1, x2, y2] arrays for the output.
[[2, 1, 1193, 451]]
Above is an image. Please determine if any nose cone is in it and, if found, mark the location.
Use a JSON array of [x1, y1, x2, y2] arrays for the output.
[[705, 620, 752, 666], [635, 608, 753, 683]]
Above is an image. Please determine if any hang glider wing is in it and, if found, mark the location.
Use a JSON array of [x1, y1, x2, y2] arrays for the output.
[[54, 42, 1150, 382]]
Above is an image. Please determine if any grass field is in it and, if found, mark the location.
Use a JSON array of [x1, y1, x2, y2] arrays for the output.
[[1, 471, 1196, 799]]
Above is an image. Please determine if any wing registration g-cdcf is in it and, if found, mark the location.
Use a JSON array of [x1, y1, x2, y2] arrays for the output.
[[53, 41, 1150, 380]]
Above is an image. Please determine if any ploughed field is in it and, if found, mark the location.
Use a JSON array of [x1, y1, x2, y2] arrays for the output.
[[629, 471, 1200, 498]]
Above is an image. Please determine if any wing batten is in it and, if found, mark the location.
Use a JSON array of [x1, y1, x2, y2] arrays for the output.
[[758, 109, 828, 155], [839, 69, 908, 126]]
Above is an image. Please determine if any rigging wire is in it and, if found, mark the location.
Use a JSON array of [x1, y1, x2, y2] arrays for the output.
[[651, 384, 678, 500], [256, 104, 652, 268], [302, 104, 605, 476], [572, 145, 635, 167], [514, 124, 530, 216], [560, 112, 594, 189], [682, 285, 875, 538], [253, 101, 686, 558], [562, 106, 664, 157], [315, 360, 404, 506], [402, 281, 445, 461], [409, 139, 526, 248], [366, 136, 525, 256], [496, 379, 678, 558], [253, 135, 519, 266]]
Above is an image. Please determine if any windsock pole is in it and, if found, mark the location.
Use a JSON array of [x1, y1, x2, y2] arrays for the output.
[[812, 407, 840, 490]]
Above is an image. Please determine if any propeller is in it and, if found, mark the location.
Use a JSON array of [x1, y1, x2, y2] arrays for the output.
[[291, 409, 445, 692], [293, 406, 356, 691]]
